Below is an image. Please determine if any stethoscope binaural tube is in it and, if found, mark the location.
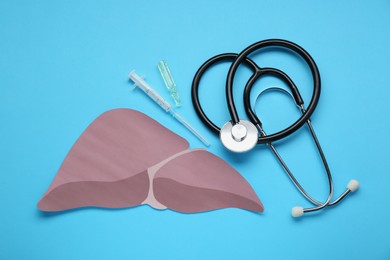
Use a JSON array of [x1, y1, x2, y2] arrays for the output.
[[252, 87, 359, 217]]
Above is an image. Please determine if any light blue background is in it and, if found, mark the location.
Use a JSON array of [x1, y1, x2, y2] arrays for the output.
[[1, 1, 389, 259]]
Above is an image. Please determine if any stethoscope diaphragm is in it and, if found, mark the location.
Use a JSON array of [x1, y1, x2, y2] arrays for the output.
[[220, 120, 258, 153]]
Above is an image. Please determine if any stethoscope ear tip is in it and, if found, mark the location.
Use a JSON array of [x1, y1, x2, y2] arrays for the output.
[[347, 179, 360, 192], [292, 206, 304, 218], [290, 179, 360, 218]]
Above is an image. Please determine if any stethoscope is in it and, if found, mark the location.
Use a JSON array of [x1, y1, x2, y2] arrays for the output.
[[191, 39, 359, 217]]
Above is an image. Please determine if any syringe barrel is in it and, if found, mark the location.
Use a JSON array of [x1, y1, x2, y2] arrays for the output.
[[128, 71, 171, 112]]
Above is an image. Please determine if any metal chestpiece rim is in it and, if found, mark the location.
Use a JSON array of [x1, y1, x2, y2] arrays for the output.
[[220, 119, 258, 153]]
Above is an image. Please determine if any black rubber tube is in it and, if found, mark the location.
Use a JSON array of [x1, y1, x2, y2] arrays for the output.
[[243, 67, 304, 129], [226, 39, 321, 144], [191, 53, 259, 134]]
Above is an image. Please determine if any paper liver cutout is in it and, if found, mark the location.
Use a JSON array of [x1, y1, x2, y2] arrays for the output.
[[38, 109, 263, 213], [152, 149, 263, 213]]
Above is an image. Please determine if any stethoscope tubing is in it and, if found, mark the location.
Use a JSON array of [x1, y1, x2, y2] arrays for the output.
[[192, 53, 258, 134], [226, 39, 321, 144]]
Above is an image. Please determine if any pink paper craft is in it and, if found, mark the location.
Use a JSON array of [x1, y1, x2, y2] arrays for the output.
[[151, 149, 263, 213], [38, 109, 263, 213]]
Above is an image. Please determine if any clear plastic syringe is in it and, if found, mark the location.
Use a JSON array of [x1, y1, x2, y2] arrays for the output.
[[128, 70, 210, 147]]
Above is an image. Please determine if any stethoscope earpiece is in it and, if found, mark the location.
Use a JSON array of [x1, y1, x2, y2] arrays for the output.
[[292, 179, 360, 218], [292, 207, 304, 218], [347, 179, 360, 192]]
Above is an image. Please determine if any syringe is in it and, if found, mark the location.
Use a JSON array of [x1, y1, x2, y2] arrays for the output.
[[128, 70, 210, 147]]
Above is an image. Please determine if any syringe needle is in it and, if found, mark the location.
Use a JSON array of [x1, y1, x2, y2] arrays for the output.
[[169, 110, 210, 146], [128, 70, 210, 147]]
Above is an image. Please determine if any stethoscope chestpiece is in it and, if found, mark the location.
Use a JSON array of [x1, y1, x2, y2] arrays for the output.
[[220, 120, 258, 153]]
